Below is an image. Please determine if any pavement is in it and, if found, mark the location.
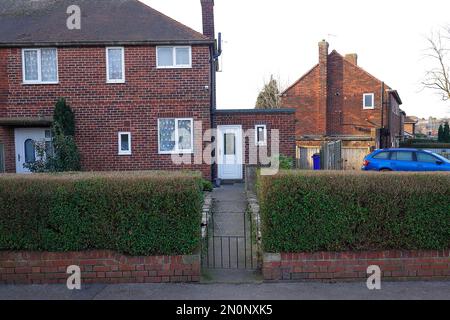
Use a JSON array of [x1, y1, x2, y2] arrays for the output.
[[203, 184, 257, 277], [0, 281, 449, 300]]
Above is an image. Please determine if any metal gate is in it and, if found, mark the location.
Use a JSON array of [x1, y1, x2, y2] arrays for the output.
[[201, 210, 257, 270]]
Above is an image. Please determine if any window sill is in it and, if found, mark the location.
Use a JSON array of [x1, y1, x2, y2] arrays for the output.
[[107, 80, 126, 84], [118, 152, 132, 156], [22, 81, 59, 85], [156, 66, 192, 70], [159, 151, 194, 155]]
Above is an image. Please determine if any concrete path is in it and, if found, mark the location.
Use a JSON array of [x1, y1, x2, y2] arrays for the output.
[[0, 281, 449, 300], [202, 184, 257, 279]]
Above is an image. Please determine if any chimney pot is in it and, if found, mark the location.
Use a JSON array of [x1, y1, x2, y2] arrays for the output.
[[345, 53, 358, 65]]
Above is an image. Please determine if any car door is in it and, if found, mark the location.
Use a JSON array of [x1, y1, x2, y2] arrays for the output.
[[415, 152, 440, 171], [390, 151, 417, 171]]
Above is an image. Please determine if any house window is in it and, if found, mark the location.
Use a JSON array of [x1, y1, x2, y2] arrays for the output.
[[118, 132, 131, 155], [363, 93, 375, 109], [158, 118, 193, 154], [156, 46, 192, 68], [106, 47, 125, 83], [22, 48, 58, 84], [255, 125, 267, 146]]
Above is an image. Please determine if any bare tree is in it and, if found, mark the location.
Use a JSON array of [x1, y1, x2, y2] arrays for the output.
[[423, 27, 450, 101], [255, 75, 284, 109]]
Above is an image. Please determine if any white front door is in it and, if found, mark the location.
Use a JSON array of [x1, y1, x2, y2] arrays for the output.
[[218, 125, 243, 180], [14, 128, 51, 173]]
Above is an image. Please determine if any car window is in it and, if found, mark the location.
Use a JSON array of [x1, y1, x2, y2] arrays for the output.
[[391, 151, 413, 161], [373, 152, 390, 160], [416, 152, 438, 163]]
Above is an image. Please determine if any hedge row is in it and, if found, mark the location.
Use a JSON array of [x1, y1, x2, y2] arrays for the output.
[[258, 171, 450, 252], [0, 171, 203, 256]]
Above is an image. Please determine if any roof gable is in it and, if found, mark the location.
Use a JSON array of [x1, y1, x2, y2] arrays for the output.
[[283, 50, 396, 96], [0, 0, 211, 46]]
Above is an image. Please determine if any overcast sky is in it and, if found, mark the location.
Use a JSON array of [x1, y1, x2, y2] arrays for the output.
[[146, 0, 450, 118]]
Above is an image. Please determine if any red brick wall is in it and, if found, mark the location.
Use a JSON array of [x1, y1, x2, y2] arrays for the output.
[[0, 251, 200, 285], [1, 46, 212, 178], [263, 250, 450, 281], [0, 49, 7, 118], [215, 110, 296, 164], [282, 49, 399, 145], [282, 67, 321, 137], [0, 127, 14, 172]]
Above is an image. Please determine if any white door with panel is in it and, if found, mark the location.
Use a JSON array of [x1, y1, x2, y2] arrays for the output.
[[218, 125, 243, 180], [14, 128, 52, 173]]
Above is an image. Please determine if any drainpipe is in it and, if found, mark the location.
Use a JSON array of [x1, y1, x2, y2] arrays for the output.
[[210, 33, 222, 181], [380, 82, 385, 148]]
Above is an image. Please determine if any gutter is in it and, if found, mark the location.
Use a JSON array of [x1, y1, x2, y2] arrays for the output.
[[0, 39, 215, 48]]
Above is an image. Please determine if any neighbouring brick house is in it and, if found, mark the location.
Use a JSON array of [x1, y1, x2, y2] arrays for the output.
[[281, 40, 404, 152], [404, 116, 418, 139], [0, 0, 295, 179]]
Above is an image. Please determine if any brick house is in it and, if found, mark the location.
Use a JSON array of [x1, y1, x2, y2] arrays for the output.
[[0, 0, 295, 179], [404, 116, 418, 139], [281, 40, 404, 151]]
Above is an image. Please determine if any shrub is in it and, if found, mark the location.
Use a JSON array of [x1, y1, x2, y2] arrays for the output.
[[270, 154, 294, 170], [0, 171, 203, 256], [258, 171, 450, 252], [25, 98, 81, 173], [201, 179, 214, 192]]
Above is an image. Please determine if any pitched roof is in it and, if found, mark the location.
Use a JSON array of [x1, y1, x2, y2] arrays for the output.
[[0, 0, 211, 47], [405, 116, 418, 124], [282, 50, 402, 105]]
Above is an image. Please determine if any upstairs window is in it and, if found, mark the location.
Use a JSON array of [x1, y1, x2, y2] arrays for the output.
[[22, 48, 58, 84], [118, 132, 131, 155], [255, 125, 267, 146], [158, 118, 193, 154], [156, 46, 192, 68], [106, 47, 125, 83], [363, 93, 375, 109]]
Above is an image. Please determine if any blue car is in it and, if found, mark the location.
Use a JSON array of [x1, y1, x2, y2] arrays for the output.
[[362, 148, 450, 172]]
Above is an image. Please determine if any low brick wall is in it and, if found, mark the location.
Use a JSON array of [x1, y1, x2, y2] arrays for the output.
[[0, 250, 200, 285], [263, 250, 450, 281]]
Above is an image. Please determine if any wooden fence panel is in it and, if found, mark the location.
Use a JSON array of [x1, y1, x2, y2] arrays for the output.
[[296, 146, 320, 169], [341, 147, 370, 170]]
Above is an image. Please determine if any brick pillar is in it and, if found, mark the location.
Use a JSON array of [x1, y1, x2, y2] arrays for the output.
[[318, 40, 329, 135], [201, 0, 215, 39]]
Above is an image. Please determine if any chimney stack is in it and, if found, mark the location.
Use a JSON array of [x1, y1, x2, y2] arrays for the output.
[[345, 53, 358, 65], [318, 40, 329, 135], [201, 0, 215, 39]]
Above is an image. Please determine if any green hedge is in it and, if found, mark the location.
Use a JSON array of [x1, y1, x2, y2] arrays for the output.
[[258, 171, 450, 252], [400, 140, 450, 149], [0, 171, 203, 256]]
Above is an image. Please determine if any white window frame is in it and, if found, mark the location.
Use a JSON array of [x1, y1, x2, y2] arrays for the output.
[[22, 48, 59, 84], [106, 47, 125, 83], [156, 46, 192, 69], [363, 93, 375, 109], [158, 118, 194, 154], [118, 132, 132, 155], [255, 124, 267, 146]]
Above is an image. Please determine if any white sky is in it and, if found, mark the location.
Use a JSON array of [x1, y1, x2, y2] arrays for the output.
[[145, 0, 450, 118]]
